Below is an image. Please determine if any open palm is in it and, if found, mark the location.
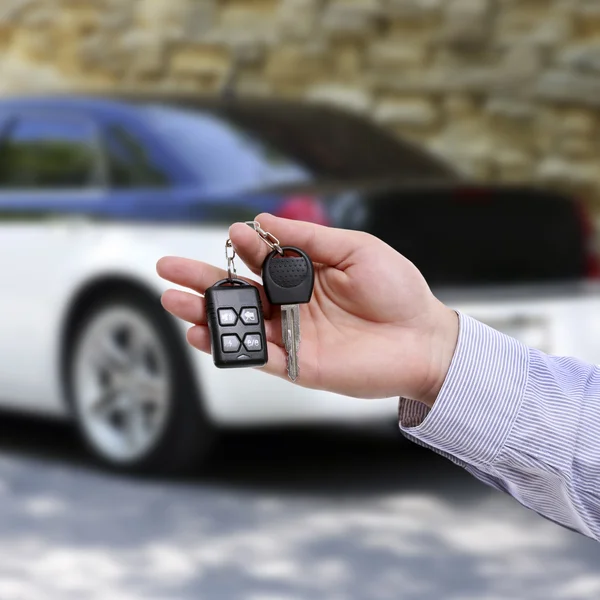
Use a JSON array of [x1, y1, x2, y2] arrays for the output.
[[157, 213, 457, 403]]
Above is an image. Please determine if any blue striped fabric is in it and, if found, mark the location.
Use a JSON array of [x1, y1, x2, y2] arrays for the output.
[[399, 312, 600, 541]]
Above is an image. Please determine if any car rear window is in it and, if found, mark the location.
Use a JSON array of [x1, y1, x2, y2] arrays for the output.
[[142, 104, 311, 193], [210, 103, 459, 182]]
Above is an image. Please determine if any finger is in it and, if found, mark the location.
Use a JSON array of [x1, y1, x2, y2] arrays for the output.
[[161, 289, 205, 325], [157, 256, 230, 294], [228, 222, 270, 275], [252, 212, 362, 269], [187, 325, 288, 378], [156, 256, 272, 317], [186, 325, 211, 353]]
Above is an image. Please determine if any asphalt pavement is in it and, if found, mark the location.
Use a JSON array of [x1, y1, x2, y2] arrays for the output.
[[0, 412, 597, 600]]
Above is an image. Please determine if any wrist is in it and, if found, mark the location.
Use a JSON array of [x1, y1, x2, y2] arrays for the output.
[[418, 305, 459, 408]]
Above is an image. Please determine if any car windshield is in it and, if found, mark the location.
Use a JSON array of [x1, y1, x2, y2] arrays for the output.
[[142, 104, 312, 192]]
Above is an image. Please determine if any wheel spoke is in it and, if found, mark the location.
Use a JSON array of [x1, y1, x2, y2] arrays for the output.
[[125, 404, 148, 450], [128, 327, 150, 367], [94, 335, 130, 371], [135, 373, 168, 405], [89, 388, 119, 418]]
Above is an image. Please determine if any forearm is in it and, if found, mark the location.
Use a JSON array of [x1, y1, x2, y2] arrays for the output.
[[399, 313, 600, 541]]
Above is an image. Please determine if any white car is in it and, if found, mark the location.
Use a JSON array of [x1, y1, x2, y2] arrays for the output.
[[0, 94, 598, 473]]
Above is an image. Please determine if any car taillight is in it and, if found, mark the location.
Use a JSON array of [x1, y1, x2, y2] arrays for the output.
[[576, 199, 600, 279], [275, 195, 330, 226]]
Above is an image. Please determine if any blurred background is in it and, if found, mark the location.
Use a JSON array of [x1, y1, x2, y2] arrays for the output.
[[2, 0, 600, 598], [4, 0, 600, 203]]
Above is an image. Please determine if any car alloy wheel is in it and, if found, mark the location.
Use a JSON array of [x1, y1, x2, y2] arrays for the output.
[[72, 305, 172, 464]]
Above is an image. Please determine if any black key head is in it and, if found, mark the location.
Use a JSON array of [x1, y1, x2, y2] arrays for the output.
[[262, 246, 314, 305]]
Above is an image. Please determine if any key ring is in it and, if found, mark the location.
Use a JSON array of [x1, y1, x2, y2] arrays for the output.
[[246, 220, 284, 256], [225, 238, 237, 280]]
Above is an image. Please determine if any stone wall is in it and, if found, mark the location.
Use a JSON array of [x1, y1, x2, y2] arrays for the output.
[[2, 0, 600, 207]]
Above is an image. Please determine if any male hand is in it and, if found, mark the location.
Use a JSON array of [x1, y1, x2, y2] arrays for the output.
[[156, 213, 458, 406]]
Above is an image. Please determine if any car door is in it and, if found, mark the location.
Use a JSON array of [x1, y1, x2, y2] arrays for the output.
[[0, 108, 109, 412]]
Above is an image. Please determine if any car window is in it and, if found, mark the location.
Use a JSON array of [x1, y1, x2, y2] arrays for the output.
[[142, 104, 311, 192], [216, 105, 459, 181], [103, 124, 170, 188], [0, 115, 101, 189]]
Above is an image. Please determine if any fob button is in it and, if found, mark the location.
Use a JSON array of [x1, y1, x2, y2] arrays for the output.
[[240, 307, 259, 325], [243, 334, 262, 352], [218, 308, 238, 326], [222, 334, 241, 353]]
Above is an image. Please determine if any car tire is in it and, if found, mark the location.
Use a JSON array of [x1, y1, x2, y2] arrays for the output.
[[66, 290, 215, 475]]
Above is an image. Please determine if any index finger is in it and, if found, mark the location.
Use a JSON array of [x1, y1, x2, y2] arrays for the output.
[[156, 256, 272, 317]]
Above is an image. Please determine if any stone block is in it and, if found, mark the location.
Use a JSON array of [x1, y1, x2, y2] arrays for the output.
[[559, 42, 600, 74], [0, 53, 69, 93], [333, 42, 364, 77], [121, 30, 166, 75], [235, 76, 273, 97], [443, 93, 479, 118], [535, 70, 600, 107], [501, 44, 543, 80], [79, 33, 127, 75], [528, 18, 572, 48], [20, 6, 55, 27], [536, 157, 600, 188], [305, 83, 372, 113], [265, 43, 329, 82], [447, 67, 506, 93], [374, 98, 438, 128], [0, 0, 36, 24], [493, 149, 535, 183], [135, 0, 190, 29], [367, 38, 428, 70], [200, 26, 277, 52], [322, 0, 382, 38], [170, 44, 230, 76], [485, 98, 536, 122], [429, 134, 494, 180], [276, 0, 320, 40], [100, 3, 134, 31], [560, 137, 598, 160], [441, 0, 493, 49], [561, 109, 598, 136], [385, 0, 442, 21], [182, 0, 217, 42], [9, 27, 54, 60], [574, 0, 600, 19], [220, 0, 278, 29], [496, 1, 559, 42]]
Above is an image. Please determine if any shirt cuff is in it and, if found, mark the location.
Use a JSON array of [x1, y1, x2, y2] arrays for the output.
[[398, 312, 530, 466]]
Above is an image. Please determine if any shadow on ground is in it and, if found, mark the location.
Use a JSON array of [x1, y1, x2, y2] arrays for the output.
[[0, 411, 597, 600]]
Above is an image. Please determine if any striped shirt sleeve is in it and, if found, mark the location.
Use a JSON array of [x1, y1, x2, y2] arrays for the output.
[[399, 312, 600, 541]]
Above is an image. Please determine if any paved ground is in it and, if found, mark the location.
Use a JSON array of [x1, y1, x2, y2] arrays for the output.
[[0, 413, 598, 600]]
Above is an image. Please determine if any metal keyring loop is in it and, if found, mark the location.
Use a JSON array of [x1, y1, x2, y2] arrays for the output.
[[245, 220, 284, 255], [225, 238, 237, 279]]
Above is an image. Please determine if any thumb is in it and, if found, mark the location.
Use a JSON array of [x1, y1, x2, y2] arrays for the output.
[[247, 213, 361, 268]]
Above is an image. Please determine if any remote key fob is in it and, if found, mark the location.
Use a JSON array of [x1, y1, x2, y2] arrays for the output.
[[205, 278, 268, 369]]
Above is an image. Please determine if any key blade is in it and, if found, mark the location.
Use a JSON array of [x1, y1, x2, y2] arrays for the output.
[[281, 305, 300, 382]]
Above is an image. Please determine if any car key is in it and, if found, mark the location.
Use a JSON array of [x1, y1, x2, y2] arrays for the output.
[[262, 246, 314, 382], [204, 239, 267, 369], [205, 278, 268, 369]]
